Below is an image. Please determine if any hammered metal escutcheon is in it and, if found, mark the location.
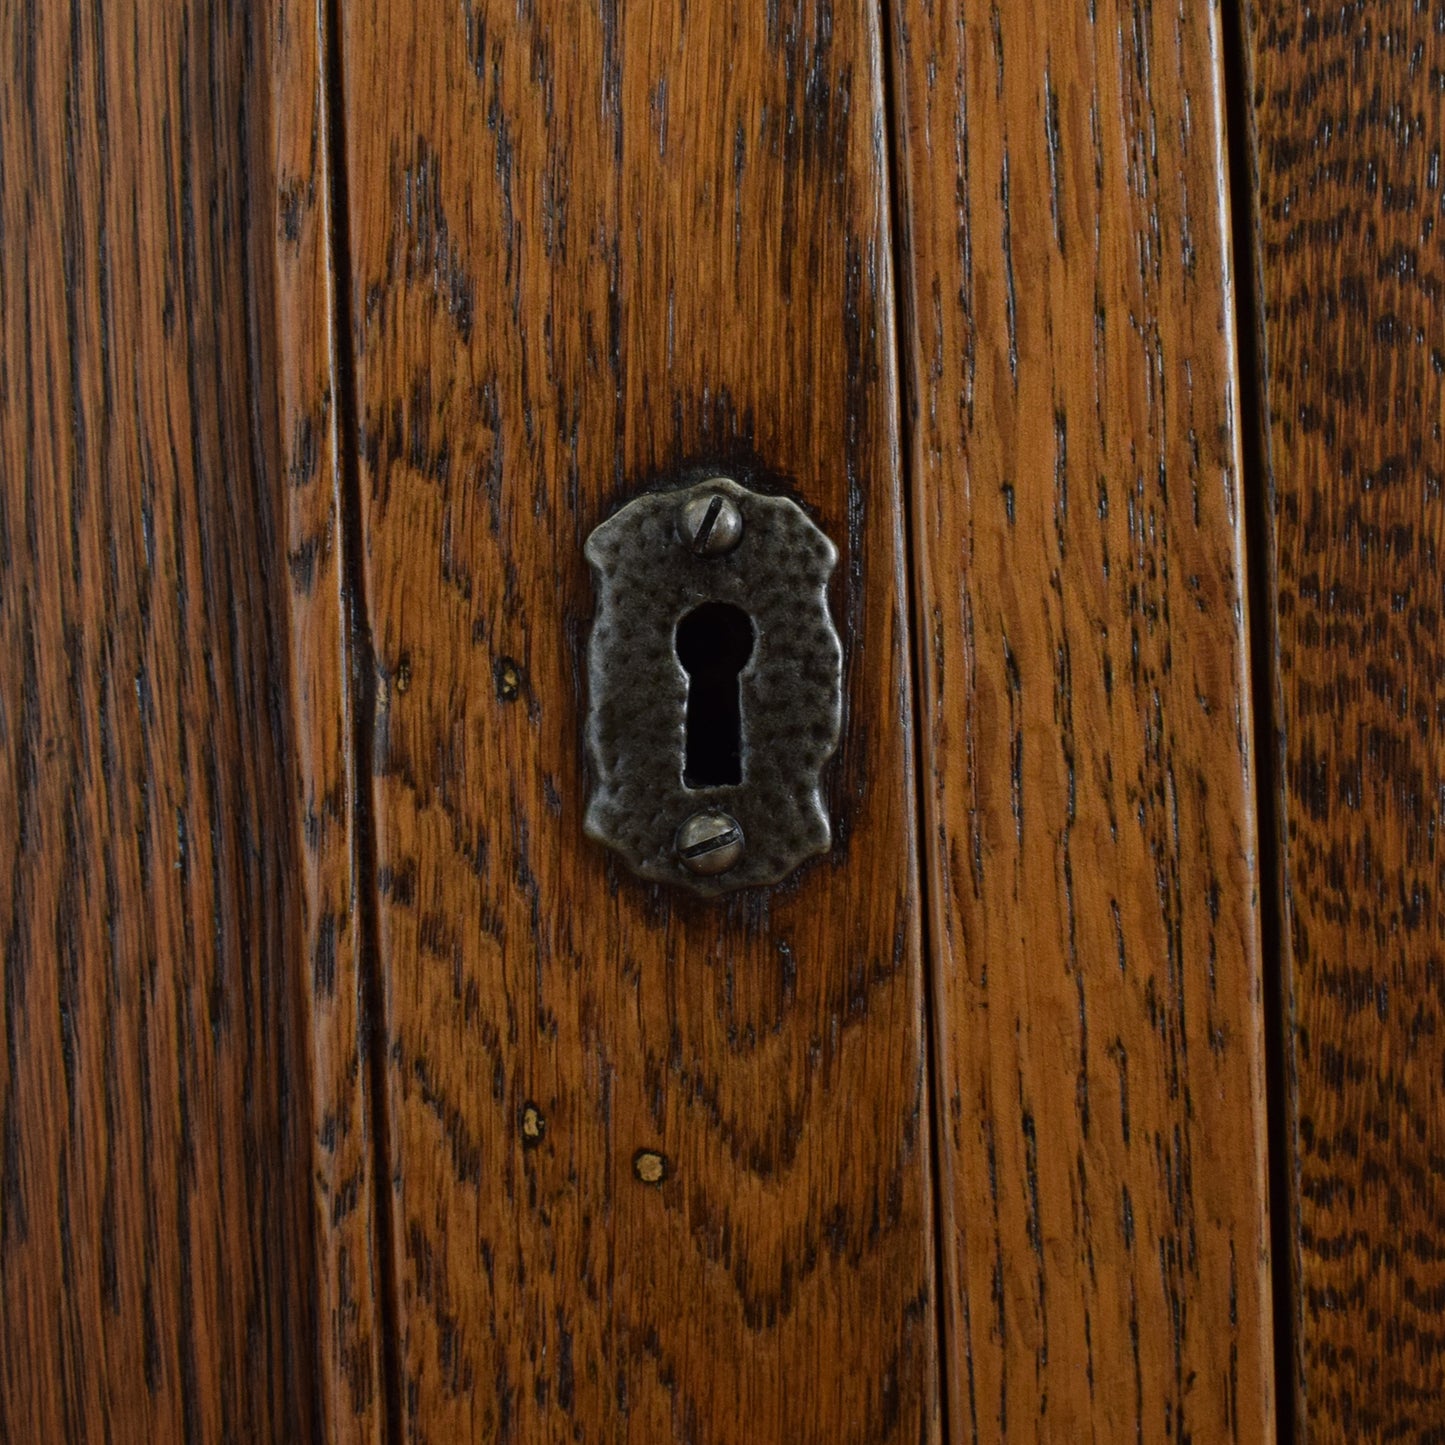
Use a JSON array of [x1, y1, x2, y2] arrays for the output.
[[583, 474, 842, 896]]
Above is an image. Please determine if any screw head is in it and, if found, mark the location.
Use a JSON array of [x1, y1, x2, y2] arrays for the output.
[[678, 489, 743, 557], [676, 811, 745, 875]]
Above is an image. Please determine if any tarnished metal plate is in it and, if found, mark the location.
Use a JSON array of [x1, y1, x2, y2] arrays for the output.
[[583, 473, 842, 896]]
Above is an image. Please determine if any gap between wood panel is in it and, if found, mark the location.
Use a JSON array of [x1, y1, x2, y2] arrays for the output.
[[876, 2, 957, 1443], [318, 0, 404, 1438], [1218, 2, 1297, 1439]]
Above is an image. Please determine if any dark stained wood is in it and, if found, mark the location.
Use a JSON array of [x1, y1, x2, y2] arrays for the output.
[[1243, 3, 1445, 1437], [268, 1, 388, 1439], [887, 0, 1277, 1437], [0, 2, 319, 1440], [336, 0, 940, 1439]]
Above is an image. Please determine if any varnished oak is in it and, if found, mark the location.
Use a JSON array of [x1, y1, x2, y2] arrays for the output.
[[888, 1, 1276, 1438], [337, 1, 939, 1441], [1, 3, 319, 1439], [1245, 3, 1445, 1438], [18, 0, 1441, 1437]]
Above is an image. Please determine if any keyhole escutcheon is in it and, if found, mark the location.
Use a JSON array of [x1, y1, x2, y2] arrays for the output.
[[675, 603, 755, 788]]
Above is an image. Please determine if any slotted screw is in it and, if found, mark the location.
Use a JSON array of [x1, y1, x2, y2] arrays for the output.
[[676, 811, 745, 875], [678, 489, 743, 557]]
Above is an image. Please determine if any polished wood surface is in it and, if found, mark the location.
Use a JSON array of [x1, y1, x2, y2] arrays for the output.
[[8, 0, 1445, 1438], [888, 0, 1276, 1437], [0, 4, 318, 1439], [335, 1, 939, 1440], [1245, 2, 1445, 1437]]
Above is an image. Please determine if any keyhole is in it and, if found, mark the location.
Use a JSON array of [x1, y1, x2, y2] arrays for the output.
[[675, 603, 755, 788]]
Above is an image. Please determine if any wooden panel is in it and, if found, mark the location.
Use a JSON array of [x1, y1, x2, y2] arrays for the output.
[[338, 1, 939, 1440], [888, 1, 1276, 1438], [0, 3, 318, 1440], [1244, 3, 1445, 1437], [268, 1, 388, 1440]]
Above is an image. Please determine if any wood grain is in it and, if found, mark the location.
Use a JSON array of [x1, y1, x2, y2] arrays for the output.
[[1243, 3, 1445, 1437], [336, 0, 939, 1439], [887, 0, 1276, 1437], [0, 2, 318, 1439], [268, 0, 388, 1439]]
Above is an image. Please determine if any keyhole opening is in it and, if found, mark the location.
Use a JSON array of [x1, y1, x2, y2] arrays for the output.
[[675, 603, 755, 788]]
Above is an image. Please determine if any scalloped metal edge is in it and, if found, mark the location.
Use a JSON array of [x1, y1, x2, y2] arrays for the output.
[[583, 474, 841, 897]]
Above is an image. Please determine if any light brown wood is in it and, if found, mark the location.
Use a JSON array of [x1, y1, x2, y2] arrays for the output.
[[887, 0, 1277, 1437], [0, 3, 319, 1438], [336, 1, 940, 1440], [269, 0, 389, 1439], [1244, 2, 1445, 1437]]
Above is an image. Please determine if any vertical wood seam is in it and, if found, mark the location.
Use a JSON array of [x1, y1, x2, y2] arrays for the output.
[[1219, 3, 1298, 1439], [876, 1, 957, 1440], [318, 1, 403, 1438]]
